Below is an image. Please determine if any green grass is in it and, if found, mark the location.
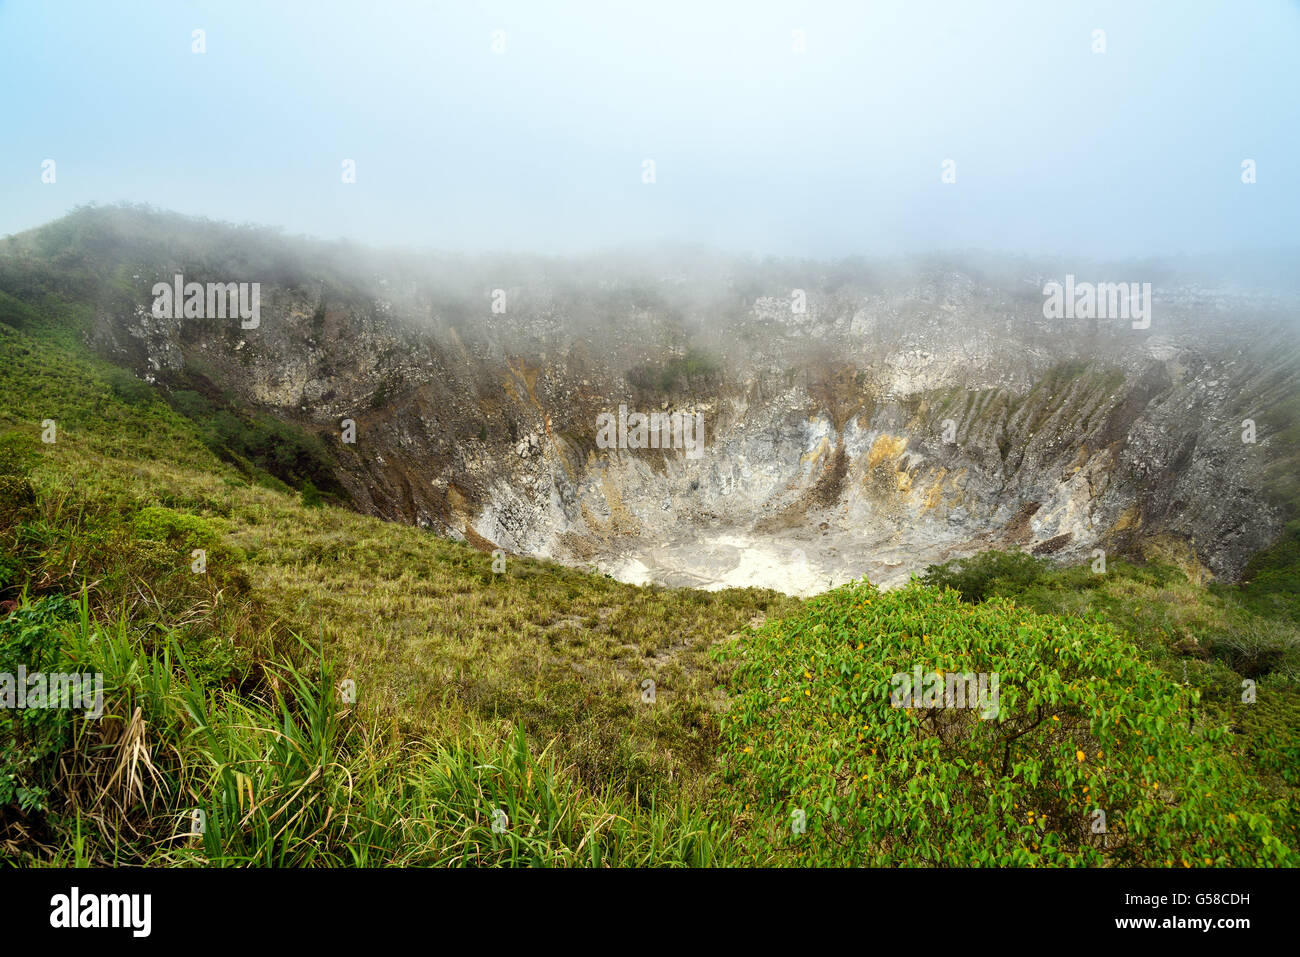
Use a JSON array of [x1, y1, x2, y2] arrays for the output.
[[3, 595, 729, 866]]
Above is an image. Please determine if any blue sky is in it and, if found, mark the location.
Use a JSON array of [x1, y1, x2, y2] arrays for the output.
[[1, 0, 1297, 257]]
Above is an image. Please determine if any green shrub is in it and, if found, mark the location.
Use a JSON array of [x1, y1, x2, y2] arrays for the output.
[[922, 550, 1047, 602], [0, 594, 82, 813], [0, 289, 43, 330], [300, 479, 323, 508], [129, 506, 248, 599], [164, 387, 345, 498], [133, 506, 220, 550], [103, 366, 155, 406], [628, 349, 723, 397], [717, 580, 1293, 866], [168, 389, 214, 420]]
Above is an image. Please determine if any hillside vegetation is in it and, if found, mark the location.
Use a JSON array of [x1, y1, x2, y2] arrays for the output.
[[1, 283, 1297, 866]]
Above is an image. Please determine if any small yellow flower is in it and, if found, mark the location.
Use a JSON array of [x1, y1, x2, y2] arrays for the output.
[[1076, 750, 1086, 763]]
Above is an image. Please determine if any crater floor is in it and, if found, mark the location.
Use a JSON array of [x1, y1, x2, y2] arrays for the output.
[[589, 524, 984, 596]]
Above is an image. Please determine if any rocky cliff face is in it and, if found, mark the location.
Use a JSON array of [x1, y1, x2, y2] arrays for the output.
[[16, 212, 1299, 593]]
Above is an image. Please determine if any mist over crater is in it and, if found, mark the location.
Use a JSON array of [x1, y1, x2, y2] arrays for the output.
[[14, 208, 1300, 594]]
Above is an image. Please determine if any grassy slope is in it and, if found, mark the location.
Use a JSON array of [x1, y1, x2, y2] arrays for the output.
[[2, 288, 1296, 866]]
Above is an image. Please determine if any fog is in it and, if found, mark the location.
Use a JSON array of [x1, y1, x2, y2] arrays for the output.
[[2, 0, 1298, 260]]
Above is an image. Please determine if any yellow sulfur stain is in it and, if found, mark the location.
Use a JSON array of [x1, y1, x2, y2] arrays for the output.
[[866, 433, 908, 470], [919, 467, 948, 511], [596, 472, 640, 536]]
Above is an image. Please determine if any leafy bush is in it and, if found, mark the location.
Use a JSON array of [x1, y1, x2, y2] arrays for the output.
[[922, 549, 1182, 609], [164, 388, 345, 498], [134, 506, 220, 550], [103, 366, 155, 406], [129, 506, 248, 599], [627, 349, 722, 397], [0, 289, 43, 330], [717, 580, 1293, 865], [922, 550, 1048, 602], [300, 479, 323, 508], [0, 594, 81, 813]]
